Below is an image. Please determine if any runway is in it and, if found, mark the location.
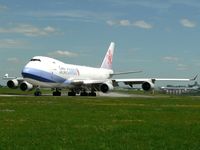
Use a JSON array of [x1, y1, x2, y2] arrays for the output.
[[0, 94, 26, 97], [0, 92, 154, 98], [98, 92, 153, 98]]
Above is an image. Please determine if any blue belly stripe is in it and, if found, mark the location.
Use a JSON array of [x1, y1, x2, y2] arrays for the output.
[[22, 68, 66, 83], [22, 72, 56, 83]]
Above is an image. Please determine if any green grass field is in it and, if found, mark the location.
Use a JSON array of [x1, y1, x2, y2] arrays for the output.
[[0, 87, 51, 95], [0, 96, 200, 150]]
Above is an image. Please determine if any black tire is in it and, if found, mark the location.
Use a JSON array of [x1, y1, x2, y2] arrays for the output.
[[34, 91, 41, 96], [80, 92, 88, 96], [68, 92, 76, 96], [88, 92, 96, 96], [53, 91, 61, 96]]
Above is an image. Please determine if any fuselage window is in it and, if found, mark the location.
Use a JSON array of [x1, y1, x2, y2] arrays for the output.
[[30, 59, 41, 62]]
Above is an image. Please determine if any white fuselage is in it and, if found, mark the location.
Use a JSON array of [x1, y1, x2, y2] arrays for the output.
[[21, 56, 113, 88]]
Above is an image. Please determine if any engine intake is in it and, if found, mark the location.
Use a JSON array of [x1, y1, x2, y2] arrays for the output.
[[20, 81, 33, 91], [100, 82, 114, 93], [7, 79, 19, 89], [142, 81, 154, 91]]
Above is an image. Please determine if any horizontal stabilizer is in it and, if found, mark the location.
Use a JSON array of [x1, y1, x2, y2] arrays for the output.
[[2, 73, 23, 80]]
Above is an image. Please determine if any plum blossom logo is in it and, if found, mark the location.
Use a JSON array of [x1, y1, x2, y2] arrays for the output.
[[107, 49, 112, 65]]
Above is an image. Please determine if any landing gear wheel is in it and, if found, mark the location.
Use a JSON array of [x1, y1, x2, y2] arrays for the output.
[[34, 91, 42, 96], [80, 92, 88, 96], [68, 91, 76, 96], [88, 92, 96, 96], [53, 91, 61, 96]]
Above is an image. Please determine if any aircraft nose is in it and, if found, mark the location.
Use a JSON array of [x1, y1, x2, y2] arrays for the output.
[[21, 61, 39, 78], [21, 67, 32, 78]]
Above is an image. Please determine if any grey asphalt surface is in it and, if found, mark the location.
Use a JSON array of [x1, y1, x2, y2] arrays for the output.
[[0, 92, 154, 98]]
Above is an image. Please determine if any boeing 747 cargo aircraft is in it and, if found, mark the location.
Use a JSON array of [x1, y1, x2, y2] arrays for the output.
[[3, 42, 197, 96]]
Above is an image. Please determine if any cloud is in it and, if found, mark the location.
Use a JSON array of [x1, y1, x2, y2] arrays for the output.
[[0, 5, 7, 11], [176, 64, 188, 71], [133, 20, 153, 29], [192, 60, 200, 67], [119, 20, 131, 26], [106, 20, 116, 26], [7, 57, 20, 64], [162, 56, 189, 70], [172, 0, 200, 8], [48, 50, 78, 58], [162, 56, 179, 62], [27, 10, 114, 23], [43, 26, 56, 32], [0, 24, 57, 37], [106, 19, 153, 29], [103, 0, 165, 7], [106, 0, 200, 10], [31, 11, 91, 19], [0, 39, 28, 48], [180, 18, 196, 28]]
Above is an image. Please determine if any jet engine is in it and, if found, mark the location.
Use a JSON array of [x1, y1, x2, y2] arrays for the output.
[[20, 81, 33, 91], [141, 81, 154, 91], [7, 79, 19, 89], [100, 82, 114, 93]]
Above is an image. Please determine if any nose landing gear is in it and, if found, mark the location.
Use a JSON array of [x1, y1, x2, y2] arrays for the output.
[[34, 87, 42, 96]]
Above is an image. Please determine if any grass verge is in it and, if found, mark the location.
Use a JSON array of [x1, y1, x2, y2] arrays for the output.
[[0, 96, 200, 149]]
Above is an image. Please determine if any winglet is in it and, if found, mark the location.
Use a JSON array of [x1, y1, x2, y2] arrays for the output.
[[191, 74, 198, 81], [100, 42, 115, 69]]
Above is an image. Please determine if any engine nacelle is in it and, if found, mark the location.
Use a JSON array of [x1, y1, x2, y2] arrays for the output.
[[142, 81, 154, 91], [20, 81, 33, 91], [7, 79, 19, 89], [100, 82, 114, 93]]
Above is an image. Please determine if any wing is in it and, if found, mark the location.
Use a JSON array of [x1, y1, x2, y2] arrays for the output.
[[113, 75, 197, 91]]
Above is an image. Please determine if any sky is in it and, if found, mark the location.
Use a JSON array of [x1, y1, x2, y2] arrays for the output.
[[0, 0, 200, 85]]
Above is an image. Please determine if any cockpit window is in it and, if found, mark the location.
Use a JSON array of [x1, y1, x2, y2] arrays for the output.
[[30, 59, 41, 62]]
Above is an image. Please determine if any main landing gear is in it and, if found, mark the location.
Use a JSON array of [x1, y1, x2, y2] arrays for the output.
[[53, 89, 61, 96], [68, 90, 97, 97], [88, 92, 96, 96], [68, 91, 76, 96], [34, 88, 61, 96], [33, 88, 96, 97]]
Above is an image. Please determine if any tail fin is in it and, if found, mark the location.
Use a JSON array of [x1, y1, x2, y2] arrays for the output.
[[100, 42, 115, 69]]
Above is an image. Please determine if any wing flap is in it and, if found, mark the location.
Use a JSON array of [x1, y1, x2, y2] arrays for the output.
[[114, 78, 152, 84], [111, 70, 142, 76], [71, 79, 108, 85]]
